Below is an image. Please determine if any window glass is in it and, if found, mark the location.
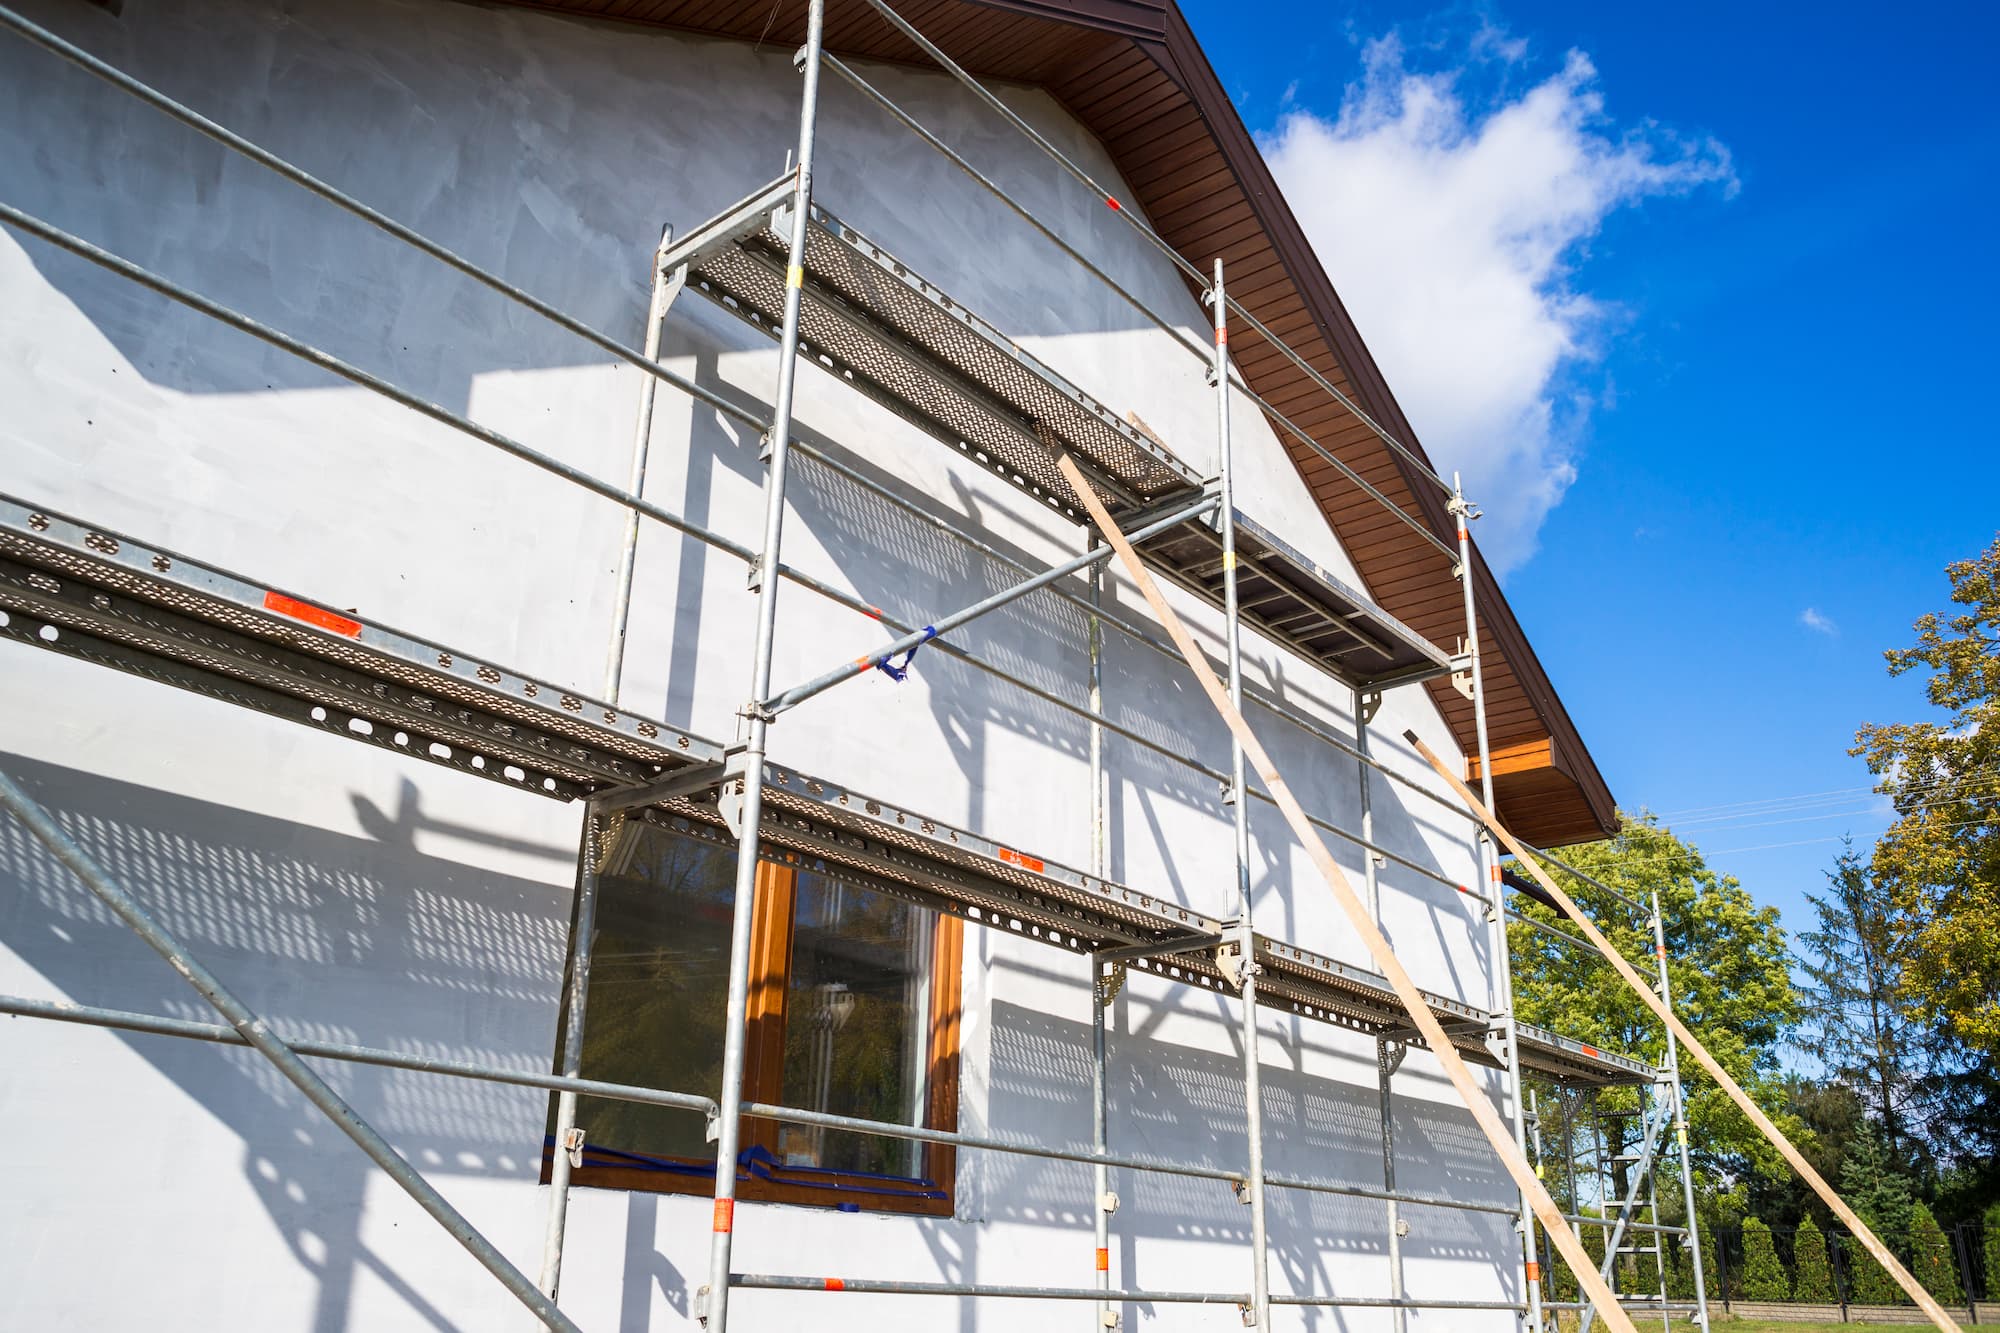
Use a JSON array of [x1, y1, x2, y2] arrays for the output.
[[572, 824, 736, 1163], [563, 821, 941, 1189], [778, 872, 934, 1179]]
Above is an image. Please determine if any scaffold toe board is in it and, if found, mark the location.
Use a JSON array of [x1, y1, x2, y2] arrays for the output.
[[663, 181, 1452, 690], [663, 175, 1207, 519], [0, 495, 722, 799], [0, 494, 1647, 1088]]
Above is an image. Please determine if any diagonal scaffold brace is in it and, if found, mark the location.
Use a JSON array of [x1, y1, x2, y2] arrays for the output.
[[1045, 440, 1643, 1333], [1402, 732, 1966, 1333], [0, 768, 584, 1333]]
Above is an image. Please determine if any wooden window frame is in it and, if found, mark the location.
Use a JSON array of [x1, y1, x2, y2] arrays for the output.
[[544, 855, 963, 1218]]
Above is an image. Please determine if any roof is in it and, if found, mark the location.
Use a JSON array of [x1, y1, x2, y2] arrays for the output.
[[493, 0, 1618, 846]]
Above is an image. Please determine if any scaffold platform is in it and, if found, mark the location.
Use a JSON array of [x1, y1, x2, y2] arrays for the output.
[[661, 182, 1453, 691], [0, 494, 1643, 1088]]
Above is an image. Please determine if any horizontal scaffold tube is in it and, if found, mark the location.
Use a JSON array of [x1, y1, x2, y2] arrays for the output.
[[0, 992, 1534, 1222], [0, 4, 764, 434], [0, 993, 719, 1117], [733, 1274, 1531, 1311]]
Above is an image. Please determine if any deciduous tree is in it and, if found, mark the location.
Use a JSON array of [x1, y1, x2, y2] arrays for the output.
[[1511, 816, 1801, 1184], [1852, 533, 2000, 1057]]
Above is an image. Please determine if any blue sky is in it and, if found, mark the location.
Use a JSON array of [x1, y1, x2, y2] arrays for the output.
[[1182, 0, 1999, 945]]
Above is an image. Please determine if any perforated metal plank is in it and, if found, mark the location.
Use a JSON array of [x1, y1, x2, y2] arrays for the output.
[[0, 496, 720, 793], [662, 179, 1204, 521], [1516, 1023, 1655, 1086], [662, 186, 1452, 689], [1134, 507, 1454, 689], [0, 496, 1640, 1086]]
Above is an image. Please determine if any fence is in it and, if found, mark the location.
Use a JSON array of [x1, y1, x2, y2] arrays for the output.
[[1700, 1219, 1993, 1321]]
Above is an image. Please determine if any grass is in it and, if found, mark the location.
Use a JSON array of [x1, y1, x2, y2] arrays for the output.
[[1616, 1312, 1992, 1320]]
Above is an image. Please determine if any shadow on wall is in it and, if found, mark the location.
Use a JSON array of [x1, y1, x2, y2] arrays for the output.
[[0, 0, 1177, 409], [985, 995, 1517, 1321], [0, 752, 577, 1333]]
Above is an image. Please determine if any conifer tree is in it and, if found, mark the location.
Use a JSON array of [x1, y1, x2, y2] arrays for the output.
[[1910, 1203, 1962, 1302], [1839, 1126, 1915, 1303], [1984, 1202, 1999, 1303], [1793, 1215, 1836, 1303], [1741, 1217, 1790, 1300]]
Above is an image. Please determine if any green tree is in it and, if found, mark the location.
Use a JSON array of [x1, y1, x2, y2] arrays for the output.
[[1983, 1202, 1999, 1301], [1511, 816, 1802, 1185], [1841, 1126, 1917, 1303], [1794, 1214, 1835, 1303], [1797, 839, 1929, 1157], [1852, 533, 2000, 1057], [1740, 1217, 1790, 1300], [1909, 1202, 1963, 1302]]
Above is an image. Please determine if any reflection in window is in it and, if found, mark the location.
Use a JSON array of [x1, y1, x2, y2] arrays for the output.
[[779, 872, 933, 1179], [555, 819, 951, 1206]]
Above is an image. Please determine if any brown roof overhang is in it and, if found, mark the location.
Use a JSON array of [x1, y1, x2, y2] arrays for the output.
[[488, 0, 1617, 846]]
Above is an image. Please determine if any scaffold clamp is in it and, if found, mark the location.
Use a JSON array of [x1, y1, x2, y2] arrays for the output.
[[561, 1126, 586, 1169]]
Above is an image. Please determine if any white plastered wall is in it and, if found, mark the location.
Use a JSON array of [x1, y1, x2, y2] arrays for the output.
[[0, 0, 1519, 1328]]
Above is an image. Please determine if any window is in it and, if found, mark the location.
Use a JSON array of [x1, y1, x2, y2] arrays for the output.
[[545, 819, 962, 1215]]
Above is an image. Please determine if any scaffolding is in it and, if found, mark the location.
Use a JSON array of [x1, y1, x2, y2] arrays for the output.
[[0, 1, 1713, 1330]]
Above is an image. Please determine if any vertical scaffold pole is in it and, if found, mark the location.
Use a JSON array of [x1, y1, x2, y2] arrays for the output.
[[1652, 887, 1712, 1333], [1089, 536, 1116, 1328], [1454, 474, 1541, 1332], [536, 809, 604, 1316], [601, 223, 677, 705], [1357, 688, 1408, 1332], [1214, 258, 1271, 1328], [536, 233, 675, 1312], [702, 3, 826, 1326]]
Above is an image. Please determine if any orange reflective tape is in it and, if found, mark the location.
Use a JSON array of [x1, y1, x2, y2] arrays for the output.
[[1095, 1248, 1110, 1272], [1525, 1261, 1541, 1281], [264, 591, 361, 638], [1580, 1044, 1602, 1059], [712, 1198, 734, 1233], [1105, 196, 1122, 211], [1216, 326, 1228, 346], [1490, 864, 1502, 882], [998, 847, 1045, 873], [824, 1278, 846, 1292]]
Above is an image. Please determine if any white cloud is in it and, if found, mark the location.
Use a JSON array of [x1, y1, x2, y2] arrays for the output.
[[1801, 607, 1838, 636], [1259, 30, 1735, 574]]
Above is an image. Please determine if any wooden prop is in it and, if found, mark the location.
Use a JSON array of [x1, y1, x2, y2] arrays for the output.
[[1051, 448, 1640, 1333], [1403, 729, 1963, 1333]]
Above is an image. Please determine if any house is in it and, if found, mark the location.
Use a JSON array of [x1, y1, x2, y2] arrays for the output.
[[0, 0, 1636, 1328]]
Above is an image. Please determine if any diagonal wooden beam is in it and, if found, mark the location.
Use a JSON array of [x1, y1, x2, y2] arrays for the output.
[[1403, 730, 1965, 1333], [1048, 444, 1640, 1333]]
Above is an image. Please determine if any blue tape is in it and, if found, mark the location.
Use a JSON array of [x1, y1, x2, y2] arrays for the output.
[[875, 625, 937, 683]]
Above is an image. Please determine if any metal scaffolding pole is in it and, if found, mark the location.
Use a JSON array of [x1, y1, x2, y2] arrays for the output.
[[0, 769, 581, 1333], [1652, 887, 1713, 1333], [1358, 687, 1409, 1332], [1455, 474, 1542, 1332], [701, 3, 825, 1327], [1581, 1090, 1671, 1333], [603, 225, 678, 705], [536, 809, 605, 1316], [1089, 542, 1117, 1327], [1214, 260, 1271, 1328]]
